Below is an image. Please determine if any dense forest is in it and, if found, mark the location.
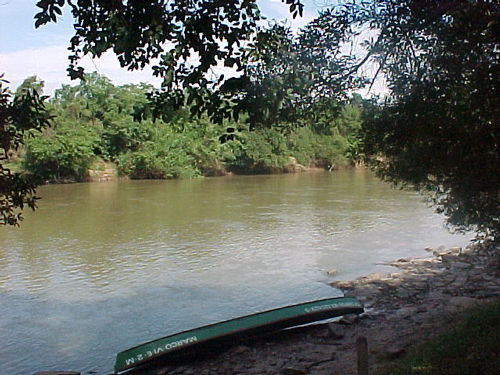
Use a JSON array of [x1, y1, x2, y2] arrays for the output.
[[11, 73, 365, 182]]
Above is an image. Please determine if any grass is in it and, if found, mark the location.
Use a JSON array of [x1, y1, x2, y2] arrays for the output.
[[378, 299, 500, 375]]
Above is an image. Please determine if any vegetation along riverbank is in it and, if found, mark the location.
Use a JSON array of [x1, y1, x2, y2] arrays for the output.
[[8, 73, 366, 185]]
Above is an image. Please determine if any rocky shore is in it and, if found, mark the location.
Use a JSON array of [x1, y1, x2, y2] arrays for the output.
[[41, 244, 498, 375], [125, 242, 499, 375]]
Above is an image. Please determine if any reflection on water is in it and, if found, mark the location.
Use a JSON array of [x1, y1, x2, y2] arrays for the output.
[[0, 170, 470, 374]]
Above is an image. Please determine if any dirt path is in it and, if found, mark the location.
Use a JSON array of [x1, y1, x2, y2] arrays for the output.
[[132, 243, 499, 375]]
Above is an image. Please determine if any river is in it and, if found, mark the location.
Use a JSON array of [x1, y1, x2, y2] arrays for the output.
[[0, 170, 471, 374]]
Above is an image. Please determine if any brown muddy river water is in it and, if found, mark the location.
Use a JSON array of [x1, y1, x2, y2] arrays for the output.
[[0, 170, 471, 374]]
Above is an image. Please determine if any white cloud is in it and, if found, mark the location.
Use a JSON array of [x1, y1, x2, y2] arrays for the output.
[[0, 45, 163, 95], [0, 42, 246, 97]]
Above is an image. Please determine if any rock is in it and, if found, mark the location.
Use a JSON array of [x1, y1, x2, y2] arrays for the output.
[[281, 366, 307, 375], [482, 274, 497, 281], [327, 269, 338, 276], [450, 261, 471, 269], [395, 289, 413, 299], [105, 242, 498, 375], [285, 157, 308, 172], [435, 248, 463, 258], [394, 306, 416, 319], [362, 273, 387, 281], [440, 254, 456, 262], [383, 347, 406, 360], [416, 305, 428, 313], [339, 313, 360, 325], [34, 372, 80, 375], [313, 327, 334, 339], [330, 280, 354, 289], [169, 366, 188, 375], [326, 323, 346, 339], [232, 345, 251, 355], [450, 274, 468, 288], [296, 349, 331, 363], [361, 309, 386, 320], [447, 296, 478, 311], [433, 246, 450, 257], [309, 361, 336, 372], [411, 282, 430, 293]]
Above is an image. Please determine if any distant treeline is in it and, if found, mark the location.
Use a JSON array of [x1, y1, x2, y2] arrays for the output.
[[15, 73, 367, 182]]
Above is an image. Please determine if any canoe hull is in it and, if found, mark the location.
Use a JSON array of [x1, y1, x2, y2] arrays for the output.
[[115, 296, 363, 373]]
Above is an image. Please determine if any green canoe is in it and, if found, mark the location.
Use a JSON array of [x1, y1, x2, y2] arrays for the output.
[[115, 296, 363, 373]]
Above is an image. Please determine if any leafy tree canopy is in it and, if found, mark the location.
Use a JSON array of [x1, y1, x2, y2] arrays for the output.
[[219, 21, 367, 130], [326, 0, 499, 241], [34, 0, 304, 122], [0, 76, 52, 225], [21, 72, 364, 182]]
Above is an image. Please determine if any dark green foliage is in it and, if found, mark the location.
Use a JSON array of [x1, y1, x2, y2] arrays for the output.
[[20, 73, 364, 182], [328, 0, 500, 241], [51, 73, 157, 158], [379, 300, 500, 375], [34, 1, 363, 130], [225, 126, 353, 173], [7, 0, 369, 225], [24, 122, 99, 182], [0, 76, 52, 225], [115, 115, 222, 179], [220, 23, 366, 129], [287, 127, 349, 169], [230, 127, 290, 171], [117, 144, 199, 180], [34, 0, 304, 122]]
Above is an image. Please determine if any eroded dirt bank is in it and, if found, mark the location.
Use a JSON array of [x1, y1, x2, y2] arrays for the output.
[[132, 243, 499, 375]]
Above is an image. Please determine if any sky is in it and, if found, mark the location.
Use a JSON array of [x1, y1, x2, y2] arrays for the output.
[[0, 0, 385, 96]]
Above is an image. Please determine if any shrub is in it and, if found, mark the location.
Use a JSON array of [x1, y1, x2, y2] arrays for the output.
[[24, 124, 98, 182]]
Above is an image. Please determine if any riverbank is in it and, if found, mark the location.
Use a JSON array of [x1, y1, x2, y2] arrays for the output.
[[87, 155, 352, 183], [133, 242, 499, 375], [33, 156, 343, 184]]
